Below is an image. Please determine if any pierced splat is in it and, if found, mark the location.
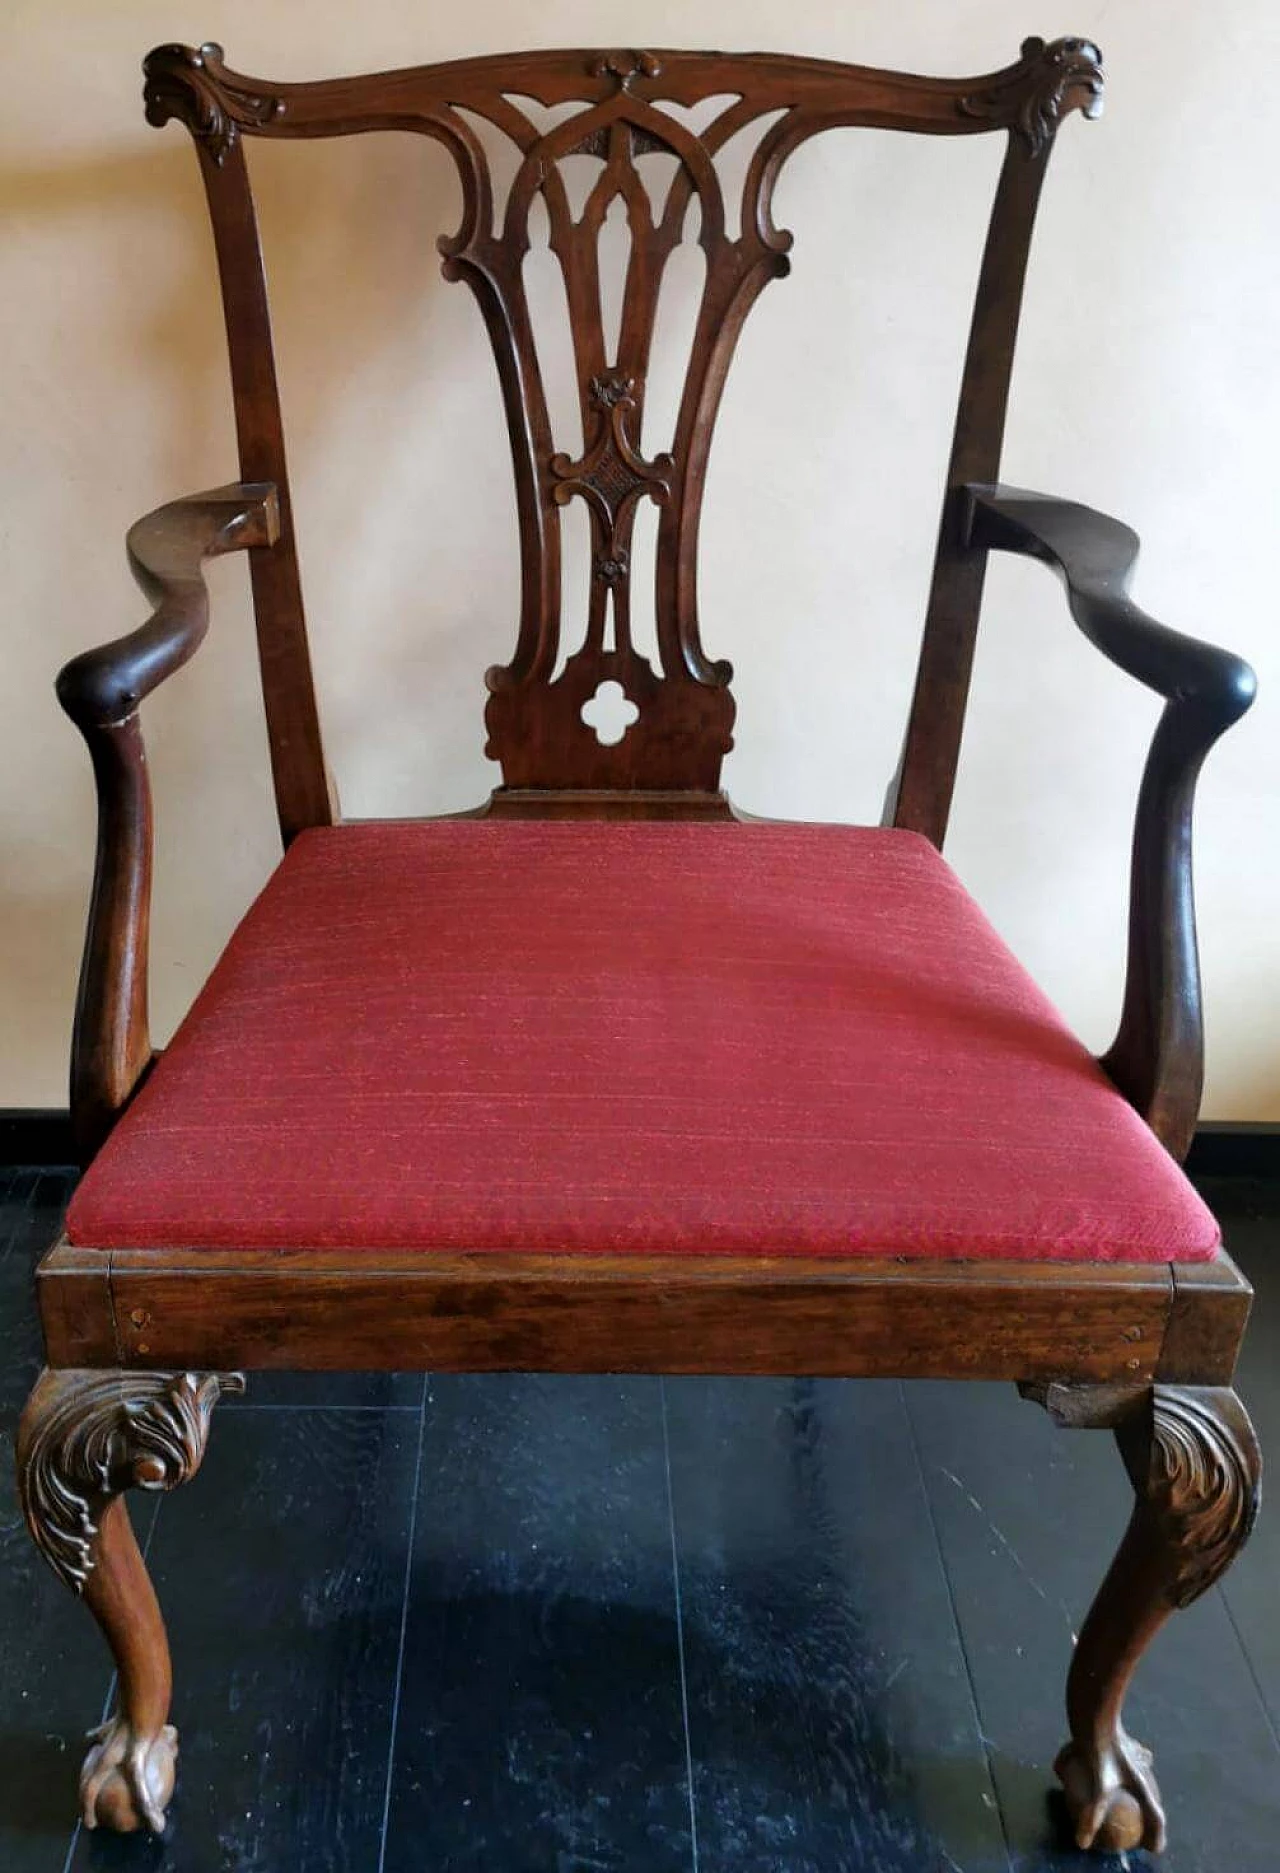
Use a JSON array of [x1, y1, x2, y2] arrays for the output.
[[460, 64, 772, 790], [141, 36, 1106, 807], [581, 679, 640, 745], [545, 369, 671, 746]]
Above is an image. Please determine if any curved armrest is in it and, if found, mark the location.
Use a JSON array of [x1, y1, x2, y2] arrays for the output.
[[62, 484, 279, 1161], [965, 482, 1256, 1159], [58, 484, 278, 727]]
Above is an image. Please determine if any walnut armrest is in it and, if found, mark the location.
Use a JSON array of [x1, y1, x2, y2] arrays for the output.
[[59, 485, 279, 1161], [964, 483, 1256, 1160]]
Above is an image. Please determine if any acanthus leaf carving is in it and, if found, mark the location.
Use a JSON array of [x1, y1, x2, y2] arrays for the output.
[[551, 369, 674, 584], [1145, 1386, 1261, 1608], [590, 371, 637, 411], [1026, 1381, 1261, 1855], [143, 42, 284, 165], [138, 39, 1103, 791], [1030, 1381, 1261, 1610], [454, 86, 778, 783], [960, 35, 1104, 157], [18, 1368, 245, 1594], [591, 50, 663, 91], [593, 551, 630, 586]]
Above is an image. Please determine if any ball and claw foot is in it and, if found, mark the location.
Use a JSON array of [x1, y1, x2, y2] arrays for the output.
[[1023, 1382, 1262, 1858], [80, 1712, 178, 1834], [1056, 1727, 1166, 1854]]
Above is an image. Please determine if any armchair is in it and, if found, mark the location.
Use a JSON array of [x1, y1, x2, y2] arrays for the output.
[[17, 34, 1259, 1857]]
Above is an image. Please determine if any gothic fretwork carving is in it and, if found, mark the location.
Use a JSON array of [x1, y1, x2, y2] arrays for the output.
[[143, 42, 284, 164], [455, 83, 767, 788], [1142, 1385, 1261, 1607], [552, 371, 671, 529], [961, 36, 1104, 157], [552, 371, 673, 603], [142, 40, 1106, 790]]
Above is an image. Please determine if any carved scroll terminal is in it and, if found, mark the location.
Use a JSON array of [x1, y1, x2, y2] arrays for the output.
[[18, 1368, 245, 1594], [143, 42, 284, 165], [961, 36, 1104, 156]]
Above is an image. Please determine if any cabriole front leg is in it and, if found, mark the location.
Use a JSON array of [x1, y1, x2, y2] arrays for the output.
[[16, 1366, 244, 1833], [1024, 1381, 1261, 1853]]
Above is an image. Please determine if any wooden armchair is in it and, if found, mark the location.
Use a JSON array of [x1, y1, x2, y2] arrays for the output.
[[18, 35, 1260, 1856]]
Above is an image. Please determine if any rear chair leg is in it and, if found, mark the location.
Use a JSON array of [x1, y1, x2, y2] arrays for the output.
[[16, 1366, 243, 1833], [1023, 1381, 1261, 1854]]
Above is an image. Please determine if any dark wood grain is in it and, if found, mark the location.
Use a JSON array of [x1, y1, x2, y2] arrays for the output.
[[42, 1240, 1198, 1383], [141, 36, 1103, 811], [888, 140, 1049, 845], [194, 139, 336, 842], [1159, 1254, 1254, 1384], [34, 1242, 115, 1370], [965, 485, 1258, 1161], [482, 785, 735, 819], [56, 485, 279, 1163]]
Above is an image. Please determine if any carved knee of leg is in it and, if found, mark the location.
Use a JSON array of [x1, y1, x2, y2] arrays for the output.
[[1022, 1381, 1261, 1855], [17, 1367, 244, 1834]]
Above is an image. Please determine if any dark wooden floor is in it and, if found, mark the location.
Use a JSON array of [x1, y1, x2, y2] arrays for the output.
[[1, 1168, 1276, 1871]]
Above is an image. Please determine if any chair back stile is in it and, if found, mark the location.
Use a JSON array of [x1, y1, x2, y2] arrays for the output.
[[142, 36, 1104, 836]]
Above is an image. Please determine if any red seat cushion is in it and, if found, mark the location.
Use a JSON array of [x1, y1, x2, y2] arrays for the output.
[[66, 821, 1219, 1262]]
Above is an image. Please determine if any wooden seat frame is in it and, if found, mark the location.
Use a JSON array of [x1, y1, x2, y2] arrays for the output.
[[18, 36, 1261, 1856]]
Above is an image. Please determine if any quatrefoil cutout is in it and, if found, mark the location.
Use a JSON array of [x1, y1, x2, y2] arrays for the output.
[[581, 679, 640, 746]]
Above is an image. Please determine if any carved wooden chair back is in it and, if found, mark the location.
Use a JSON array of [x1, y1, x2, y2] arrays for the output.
[[143, 36, 1104, 837]]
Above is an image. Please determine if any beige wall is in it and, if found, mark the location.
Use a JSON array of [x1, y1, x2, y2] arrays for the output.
[[4, 0, 1278, 1115]]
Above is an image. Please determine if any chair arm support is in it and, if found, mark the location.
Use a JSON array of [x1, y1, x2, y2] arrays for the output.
[[964, 483, 1256, 1160], [58, 484, 279, 727], [60, 484, 279, 1161]]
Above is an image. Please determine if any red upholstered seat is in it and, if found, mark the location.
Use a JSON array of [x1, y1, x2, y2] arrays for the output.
[[66, 821, 1219, 1263]]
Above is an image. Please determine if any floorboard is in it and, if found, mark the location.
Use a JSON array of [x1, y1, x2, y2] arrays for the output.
[[67, 1404, 421, 1873], [0, 1170, 73, 1423], [0, 1170, 95, 1873], [223, 1370, 427, 1411], [1207, 1185, 1280, 1761], [664, 1374, 1011, 1873], [382, 1373, 695, 1873]]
